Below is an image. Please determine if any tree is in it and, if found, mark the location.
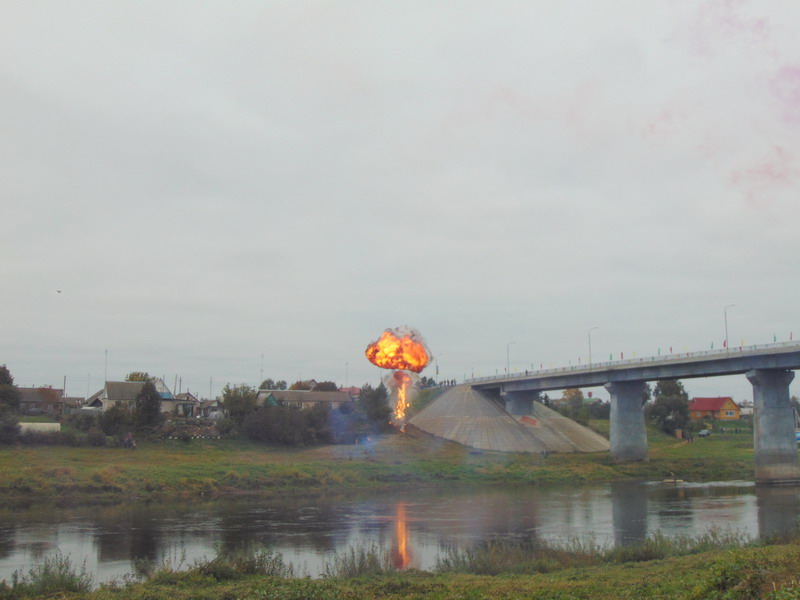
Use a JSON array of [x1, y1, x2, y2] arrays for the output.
[[126, 372, 152, 382], [259, 378, 286, 390], [312, 381, 338, 392], [222, 384, 258, 424], [304, 403, 333, 443], [99, 403, 131, 436], [0, 365, 20, 413], [647, 379, 690, 434], [560, 388, 587, 420], [562, 389, 584, 411], [133, 381, 163, 429], [588, 400, 610, 420], [642, 383, 652, 405], [289, 380, 313, 391], [653, 379, 689, 403], [0, 412, 20, 443], [358, 383, 392, 430], [0, 365, 13, 385]]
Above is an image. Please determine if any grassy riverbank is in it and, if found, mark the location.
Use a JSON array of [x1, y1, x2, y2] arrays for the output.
[[5, 535, 800, 599], [0, 423, 755, 501]]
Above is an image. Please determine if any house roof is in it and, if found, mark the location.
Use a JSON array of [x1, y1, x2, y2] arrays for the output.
[[689, 397, 736, 411], [18, 388, 63, 404], [266, 390, 352, 404], [105, 381, 145, 402]]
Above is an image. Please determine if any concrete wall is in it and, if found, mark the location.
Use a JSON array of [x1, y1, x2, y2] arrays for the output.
[[19, 422, 61, 433]]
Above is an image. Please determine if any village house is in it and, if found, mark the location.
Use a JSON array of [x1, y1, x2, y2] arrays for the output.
[[17, 387, 81, 418], [256, 389, 353, 411], [162, 392, 201, 417], [86, 378, 175, 412], [200, 398, 223, 418], [338, 386, 362, 399], [738, 400, 754, 418], [688, 397, 741, 421]]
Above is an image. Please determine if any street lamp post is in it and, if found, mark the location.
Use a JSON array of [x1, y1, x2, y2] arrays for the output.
[[506, 342, 517, 375], [588, 327, 599, 369], [724, 304, 736, 352]]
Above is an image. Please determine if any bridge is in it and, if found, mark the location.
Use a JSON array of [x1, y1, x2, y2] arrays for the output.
[[466, 341, 800, 484]]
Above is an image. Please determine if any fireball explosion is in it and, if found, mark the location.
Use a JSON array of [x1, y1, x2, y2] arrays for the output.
[[365, 326, 431, 429]]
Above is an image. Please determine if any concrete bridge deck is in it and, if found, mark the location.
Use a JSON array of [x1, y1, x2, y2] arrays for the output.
[[467, 341, 800, 392], [464, 341, 800, 484]]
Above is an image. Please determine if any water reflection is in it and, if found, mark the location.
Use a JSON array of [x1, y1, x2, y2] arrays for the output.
[[756, 485, 800, 540], [611, 481, 648, 545], [0, 482, 798, 582], [390, 502, 411, 569]]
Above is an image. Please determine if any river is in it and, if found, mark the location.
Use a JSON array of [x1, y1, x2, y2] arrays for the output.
[[1, 480, 798, 583]]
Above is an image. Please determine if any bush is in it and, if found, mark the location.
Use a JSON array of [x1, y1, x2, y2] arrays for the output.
[[322, 543, 393, 578], [19, 430, 65, 446], [194, 547, 295, 580], [242, 405, 333, 446], [87, 427, 106, 447], [99, 404, 131, 436], [61, 429, 84, 446], [216, 417, 237, 437], [65, 413, 98, 433], [0, 412, 20, 444], [5, 552, 93, 596]]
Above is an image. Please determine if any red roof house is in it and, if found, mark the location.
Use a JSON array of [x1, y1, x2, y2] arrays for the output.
[[688, 397, 740, 421]]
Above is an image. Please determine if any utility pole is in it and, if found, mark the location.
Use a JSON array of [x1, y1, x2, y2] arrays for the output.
[[506, 342, 517, 375], [724, 304, 736, 352], [588, 327, 599, 370]]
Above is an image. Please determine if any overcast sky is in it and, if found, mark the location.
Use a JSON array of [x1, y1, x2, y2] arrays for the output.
[[2, 1, 799, 402]]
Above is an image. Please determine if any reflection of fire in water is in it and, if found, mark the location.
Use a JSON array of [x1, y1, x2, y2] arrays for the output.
[[365, 326, 431, 429], [390, 502, 412, 569]]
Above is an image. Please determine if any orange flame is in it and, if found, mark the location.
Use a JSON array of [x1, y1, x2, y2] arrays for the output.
[[391, 371, 413, 423], [365, 327, 430, 373]]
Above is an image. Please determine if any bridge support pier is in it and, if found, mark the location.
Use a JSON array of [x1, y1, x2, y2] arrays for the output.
[[746, 369, 800, 484], [605, 380, 648, 462], [502, 391, 536, 416]]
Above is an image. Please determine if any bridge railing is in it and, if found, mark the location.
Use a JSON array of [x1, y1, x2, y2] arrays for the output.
[[464, 340, 800, 385]]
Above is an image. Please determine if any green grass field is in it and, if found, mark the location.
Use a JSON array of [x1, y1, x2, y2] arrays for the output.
[[0, 422, 757, 501]]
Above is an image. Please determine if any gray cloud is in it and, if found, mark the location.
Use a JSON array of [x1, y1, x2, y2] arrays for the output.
[[2, 1, 799, 402]]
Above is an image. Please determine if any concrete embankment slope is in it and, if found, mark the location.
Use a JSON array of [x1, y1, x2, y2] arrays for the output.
[[408, 385, 609, 453]]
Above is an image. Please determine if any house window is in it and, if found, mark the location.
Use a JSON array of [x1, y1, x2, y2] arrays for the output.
[[725, 410, 736, 417]]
